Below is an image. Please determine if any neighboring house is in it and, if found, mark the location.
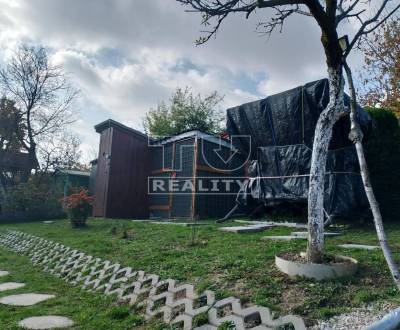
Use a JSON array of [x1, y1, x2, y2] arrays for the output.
[[0, 151, 35, 186], [89, 159, 98, 195], [53, 168, 90, 196]]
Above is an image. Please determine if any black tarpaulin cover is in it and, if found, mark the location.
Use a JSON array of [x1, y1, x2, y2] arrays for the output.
[[227, 79, 371, 218]]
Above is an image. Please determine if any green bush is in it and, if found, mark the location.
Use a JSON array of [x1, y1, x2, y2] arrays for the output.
[[365, 107, 400, 219], [0, 173, 65, 222]]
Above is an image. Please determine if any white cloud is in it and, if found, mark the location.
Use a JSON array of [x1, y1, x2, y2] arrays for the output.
[[0, 0, 368, 163]]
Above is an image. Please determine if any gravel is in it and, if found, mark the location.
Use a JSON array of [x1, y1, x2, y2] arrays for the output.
[[310, 302, 399, 330]]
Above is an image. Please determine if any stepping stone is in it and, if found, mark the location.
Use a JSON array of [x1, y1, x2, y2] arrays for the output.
[[151, 221, 179, 225], [220, 224, 274, 233], [324, 232, 342, 237], [0, 282, 25, 292], [291, 231, 342, 238], [42, 221, 54, 224], [235, 220, 308, 229], [19, 316, 74, 329], [290, 232, 308, 238], [271, 222, 307, 229], [150, 221, 208, 226], [195, 325, 217, 330], [175, 222, 209, 227], [0, 293, 55, 306], [0, 270, 9, 277], [261, 235, 306, 241], [338, 244, 380, 250]]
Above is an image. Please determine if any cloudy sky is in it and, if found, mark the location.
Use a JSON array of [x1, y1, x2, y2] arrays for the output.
[[0, 0, 370, 161]]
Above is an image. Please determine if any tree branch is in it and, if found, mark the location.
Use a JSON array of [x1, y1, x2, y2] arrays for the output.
[[345, 0, 400, 57]]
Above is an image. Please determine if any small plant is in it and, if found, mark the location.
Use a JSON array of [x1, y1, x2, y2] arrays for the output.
[[192, 311, 209, 327], [188, 225, 198, 246], [217, 321, 236, 330], [107, 306, 131, 320], [188, 217, 201, 246], [109, 226, 118, 235], [109, 222, 133, 239], [130, 314, 145, 327], [60, 189, 94, 228], [120, 222, 132, 239]]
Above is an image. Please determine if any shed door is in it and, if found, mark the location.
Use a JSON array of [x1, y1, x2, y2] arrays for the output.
[[93, 128, 112, 217], [170, 139, 195, 218]]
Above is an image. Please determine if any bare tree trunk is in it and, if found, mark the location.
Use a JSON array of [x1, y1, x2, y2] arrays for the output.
[[307, 67, 345, 263], [0, 177, 6, 205], [0, 143, 8, 204], [344, 62, 400, 290], [20, 108, 37, 181]]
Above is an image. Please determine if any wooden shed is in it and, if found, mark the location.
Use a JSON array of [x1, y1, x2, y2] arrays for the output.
[[149, 131, 244, 219], [93, 119, 150, 219]]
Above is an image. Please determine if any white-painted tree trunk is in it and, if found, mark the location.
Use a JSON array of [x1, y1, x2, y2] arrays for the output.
[[344, 63, 400, 290], [307, 67, 345, 263]]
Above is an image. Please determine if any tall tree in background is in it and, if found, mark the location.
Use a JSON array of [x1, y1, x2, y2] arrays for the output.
[[0, 98, 24, 154], [38, 131, 83, 172], [144, 87, 224, 137], [359, 20, 400, 117], [0, 98, 25, 188], [177, 0, 399, 263], [0, 45, 79, 178]]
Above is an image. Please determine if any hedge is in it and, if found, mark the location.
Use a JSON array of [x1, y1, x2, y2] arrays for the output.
[[0, 174, 65, 223], [365, 107, 400, 219]]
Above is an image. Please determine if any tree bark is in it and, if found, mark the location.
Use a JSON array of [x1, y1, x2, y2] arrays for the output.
[[344, 62, 400, 290], [0, 177, 7, 207], [307, 67, 345, 263], [22, 108, 38, 181]]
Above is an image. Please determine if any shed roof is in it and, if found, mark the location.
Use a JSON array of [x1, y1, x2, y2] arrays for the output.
[[95, 119, 150, 141], [54, 168, 90, 177], [152, 130, 234, 149]]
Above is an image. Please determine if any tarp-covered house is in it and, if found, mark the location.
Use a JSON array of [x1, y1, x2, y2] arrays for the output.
[[226, 79, 371, 219]]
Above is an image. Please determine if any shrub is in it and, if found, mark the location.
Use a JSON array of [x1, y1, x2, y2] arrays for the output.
[[60, 189, 94, 227], [0, 174, 64, 222], [365, 107, 400, 219]]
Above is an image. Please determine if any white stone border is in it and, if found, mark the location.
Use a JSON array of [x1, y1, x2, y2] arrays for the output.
[[0, 230, 306, 330]]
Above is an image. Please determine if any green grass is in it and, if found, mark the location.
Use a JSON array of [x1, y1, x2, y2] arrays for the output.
[[0, 249, 147, 329], [0, 218, 399, 328]]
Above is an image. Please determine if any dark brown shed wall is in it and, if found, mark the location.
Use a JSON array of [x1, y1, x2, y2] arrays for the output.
[[106, 128, 150, 218]]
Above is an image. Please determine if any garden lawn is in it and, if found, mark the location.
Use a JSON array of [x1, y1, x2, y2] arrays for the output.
[[1, 218, 399, 328], [0, 247, 150, 330]]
